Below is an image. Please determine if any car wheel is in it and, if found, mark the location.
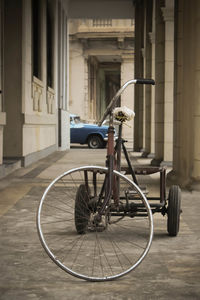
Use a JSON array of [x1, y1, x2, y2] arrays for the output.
[[88, 135, 103, 149]]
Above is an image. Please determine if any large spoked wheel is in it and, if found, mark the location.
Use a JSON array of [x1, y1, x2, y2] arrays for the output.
[[167, 185, 181, 236], [37, 166, 153, 282]]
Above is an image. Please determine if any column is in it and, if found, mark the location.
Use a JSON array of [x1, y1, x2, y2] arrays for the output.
[[134, 1, 144, 151], [148, 0, 156, 158], [161, 1, 174, 166], [171, 0, 200, 190], [3, 0, 23, 158], [151, 0, 165, 166], [142, 0, 153, 158], [149, 32, 155, 158], [0, 0, 6, 165], [191, 0, 200, 190], [121, 55, 134, 149]]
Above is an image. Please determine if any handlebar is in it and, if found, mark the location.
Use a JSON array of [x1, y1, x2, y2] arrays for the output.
[[98, 78, 155, 126], [135, 79, 155, 85]]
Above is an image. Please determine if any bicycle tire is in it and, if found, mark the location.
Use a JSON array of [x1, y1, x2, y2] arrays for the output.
[[37, 166, 153, 281]]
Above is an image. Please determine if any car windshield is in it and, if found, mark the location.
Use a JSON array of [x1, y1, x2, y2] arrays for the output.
[[70, 116, 81, 124]]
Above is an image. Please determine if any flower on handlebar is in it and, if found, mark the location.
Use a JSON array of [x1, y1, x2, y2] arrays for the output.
[[113, 106, 135, 122]]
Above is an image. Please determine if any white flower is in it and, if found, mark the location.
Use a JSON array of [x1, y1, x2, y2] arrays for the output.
[[113, 106, 135, 122]]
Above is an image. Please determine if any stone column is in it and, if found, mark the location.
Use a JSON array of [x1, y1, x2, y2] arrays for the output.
[[0, 0, 6, 165], [151, 0, 165, 166], [121, 55, 134, 149], [3, 0, 23, 158], [142, 0, 153, 158], [171, 0, 200, 190], [149, 31, 155, 158], [161, 1, 174, 166], [191, 0, 200, 190], [148, 0, 156, 159], [134, 1, 144, 151]]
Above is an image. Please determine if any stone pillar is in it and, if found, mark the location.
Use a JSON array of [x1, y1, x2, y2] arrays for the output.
[[3, 0, 23, 158], [151, 0, 165, 166], [134, 1, 144, 151], [171, 0, 200, 190], [189, 0, 200, 190], [149, 39, 155, 157], [142, 0, 153, 158], [161, 1, 174, 166], [140, 48, 145, 151], [148, 0, 156, 158], [121, 55, 134, 149], [0, 0, 6, 165]]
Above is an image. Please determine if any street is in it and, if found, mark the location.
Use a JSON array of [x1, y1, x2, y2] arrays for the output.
[[0, 148, 200, 300]]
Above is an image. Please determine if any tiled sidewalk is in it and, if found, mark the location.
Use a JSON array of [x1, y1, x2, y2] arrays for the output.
[[0, 149, 199, 300]]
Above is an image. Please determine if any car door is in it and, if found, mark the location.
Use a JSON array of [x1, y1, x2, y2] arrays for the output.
[[70, 122, 86, 144]]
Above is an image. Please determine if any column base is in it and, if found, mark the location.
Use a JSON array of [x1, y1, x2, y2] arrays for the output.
[[167, 169, 180, 184], [167, 170, 200, 190], [0, 159, 21, 179], [147, 152, 155, 159], [160, 160, 172, 167], [141, 151, 150, 158], [150, 158, 162, 166], [189, 180, 200, 192]]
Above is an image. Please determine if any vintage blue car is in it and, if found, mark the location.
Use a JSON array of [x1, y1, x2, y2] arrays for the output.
[[70, 114, 109, 149]]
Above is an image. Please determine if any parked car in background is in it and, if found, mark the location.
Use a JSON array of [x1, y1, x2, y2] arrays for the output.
[[70, 114, 109, 149]]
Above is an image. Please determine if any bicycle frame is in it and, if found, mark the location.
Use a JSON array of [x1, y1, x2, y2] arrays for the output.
[[96, 78, 155, 221]]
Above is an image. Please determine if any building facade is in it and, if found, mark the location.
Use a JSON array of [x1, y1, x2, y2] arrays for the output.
[[0, 0, 70, 177], [0, 0, 200, 190]]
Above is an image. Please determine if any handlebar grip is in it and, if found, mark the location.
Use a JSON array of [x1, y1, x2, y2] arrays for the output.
[[136, 79, 155, 85]]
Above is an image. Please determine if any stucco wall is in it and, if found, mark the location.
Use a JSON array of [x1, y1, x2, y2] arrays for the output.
[[23, 125, 56, 156]]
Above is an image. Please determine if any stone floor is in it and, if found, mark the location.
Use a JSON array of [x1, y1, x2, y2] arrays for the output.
[[0, 147, 199, 300]]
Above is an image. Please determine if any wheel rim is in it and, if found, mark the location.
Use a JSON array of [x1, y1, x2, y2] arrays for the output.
[[88, 136, 101, 148], [37, 166, 153, 281]]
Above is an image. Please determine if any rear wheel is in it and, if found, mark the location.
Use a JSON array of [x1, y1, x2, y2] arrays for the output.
[[167, 185, 181, 236], [75, 184, 91, 234], [88, 135, 103, 149]]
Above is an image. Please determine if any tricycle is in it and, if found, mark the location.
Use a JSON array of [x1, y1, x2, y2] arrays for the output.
[[37, 79, 181, 281]]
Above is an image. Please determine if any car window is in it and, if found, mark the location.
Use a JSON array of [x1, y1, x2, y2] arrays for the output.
[[74, 117, 81, 124], [70, 116, 81, 124]]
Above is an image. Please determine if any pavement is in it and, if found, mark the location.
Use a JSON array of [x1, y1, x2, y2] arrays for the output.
[[0, 146, 200, 300]]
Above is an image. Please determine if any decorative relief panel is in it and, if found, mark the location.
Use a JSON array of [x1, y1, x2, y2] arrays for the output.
[[47, 87, 55, 114], [32, 77, 44, 112]]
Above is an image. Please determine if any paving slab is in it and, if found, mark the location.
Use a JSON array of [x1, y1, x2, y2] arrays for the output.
[[0, 148, 200, 300]]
